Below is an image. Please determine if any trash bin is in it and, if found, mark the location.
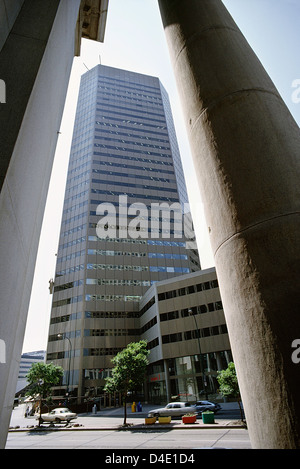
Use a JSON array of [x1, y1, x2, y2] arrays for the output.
[[137, 402, 142, 412], [202, 411, 214, 424], [131, 402, 136, 412]]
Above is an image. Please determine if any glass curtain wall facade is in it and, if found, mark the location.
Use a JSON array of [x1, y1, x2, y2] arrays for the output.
[[46, 65, 201, 402]]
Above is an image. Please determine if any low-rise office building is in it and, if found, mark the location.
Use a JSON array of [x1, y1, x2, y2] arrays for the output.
[[140, 268, 232, 403]]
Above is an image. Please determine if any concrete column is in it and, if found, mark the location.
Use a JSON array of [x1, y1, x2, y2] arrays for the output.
[[159, 0, 300, 449], [215, 352, 222, 371], [0, 0, 83, 448], [163, 359, 171, 402]]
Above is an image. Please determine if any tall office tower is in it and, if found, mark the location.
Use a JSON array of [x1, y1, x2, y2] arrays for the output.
[[46, 65, 201, 403]]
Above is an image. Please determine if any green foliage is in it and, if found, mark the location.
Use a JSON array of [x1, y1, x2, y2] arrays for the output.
[[217, 362, 240, 399], [26, 362, 64, 399], [104, 341, 149, 395], [217, 362, 245, 422], [26, 362, 64, 425], [104, 341, 149, 425]]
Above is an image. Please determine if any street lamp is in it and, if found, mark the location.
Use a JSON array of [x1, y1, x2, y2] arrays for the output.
[[57, 333, 72, 404], [188, 309, 208, 399]]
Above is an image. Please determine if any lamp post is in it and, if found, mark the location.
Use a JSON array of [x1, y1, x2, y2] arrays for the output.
[[188, 309, 208, 399], [57, 333, 72, 405]]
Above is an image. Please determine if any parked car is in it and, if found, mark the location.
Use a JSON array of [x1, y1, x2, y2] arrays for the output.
[[148, 402, 197, 418], [194, 400, 222, 414], [38, 408, 77, 423]]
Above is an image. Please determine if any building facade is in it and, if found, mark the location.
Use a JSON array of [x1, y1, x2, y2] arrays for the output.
[[140, 268, 232, 404], [46, 65, 202, 403]]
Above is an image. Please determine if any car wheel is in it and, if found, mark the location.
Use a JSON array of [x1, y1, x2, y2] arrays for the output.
[[55, 418, 61, 423]]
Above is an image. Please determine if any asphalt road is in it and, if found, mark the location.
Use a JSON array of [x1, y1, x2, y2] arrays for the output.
[[6, 427, 251, 450], [6, 403, 251, 450]]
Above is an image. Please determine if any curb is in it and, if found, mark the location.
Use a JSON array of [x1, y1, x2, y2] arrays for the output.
[[9, 421, 247, 433]]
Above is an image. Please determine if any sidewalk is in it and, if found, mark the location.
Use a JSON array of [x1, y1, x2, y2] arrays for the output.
[[9, 402, 246, 432]]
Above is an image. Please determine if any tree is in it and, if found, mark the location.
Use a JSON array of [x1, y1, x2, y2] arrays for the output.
[[217, 362, 245, 422], [26, 362, 64, 426], [104, 341, 149, 425]]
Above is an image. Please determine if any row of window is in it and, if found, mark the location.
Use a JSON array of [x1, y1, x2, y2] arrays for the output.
[[87, 249, 146, 257], [54, 280, 83, 293], [84, 368, 112, 380], [98, 92, 162, 111], [98, 95, 162, 115], [89, 219, 182, 236], [92, 194, 180, 208], [84, 329, 139, 337], [57, 250, 85, 264], [98, 76, 162, 95], [59, 236, 86, 251], [87, 263, 149, 272], [98, 82, 161, 100], [93, 159, 174, 175], [87, 249, 187, 260], [49, 330, 81, 342], [141, 316, 157, 334], [95, 120, 169, 140], [85, 294, 141, 302], [55, 262, 190, 277], [157, 279, 219, 301], [92, 168, 175, 185], [96, 110, 166, 128], [94, 126, 169, 146], [50, 312, 81, 324], [49, 308, 142, 325], [162, 324, 228, 344], [85, 311, 139, 319], [64, 189, 89, 205], [90, 192, 179, 204], [66, 169, 90, 185], [61, 224, 86, 238], [86, 278, 150, 287], [91, 178, 177, 193], [47, 342, 160, 362], [52, 296, 83, 308], [61, 211, 86, 227], [93, 143, 171, 160], [88, 235, 185, 247], [160, 302, 223, 322], [94, 132, 169, 150], [96, 114, 167, 132]]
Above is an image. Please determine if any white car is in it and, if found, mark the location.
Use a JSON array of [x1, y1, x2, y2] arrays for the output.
[[148, 402, 196, 418], [39, 408, 77, 423]]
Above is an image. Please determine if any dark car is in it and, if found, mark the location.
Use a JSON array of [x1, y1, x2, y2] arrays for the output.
[[148, 402, 197, 418], [194, 400, 222, 414]]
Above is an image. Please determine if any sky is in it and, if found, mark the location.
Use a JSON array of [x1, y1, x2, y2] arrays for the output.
[[21, 0, 300, 353]]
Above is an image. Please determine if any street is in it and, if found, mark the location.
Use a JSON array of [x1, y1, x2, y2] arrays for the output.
[[5, 403, 251, 450], [6, 427, 251, 450]]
